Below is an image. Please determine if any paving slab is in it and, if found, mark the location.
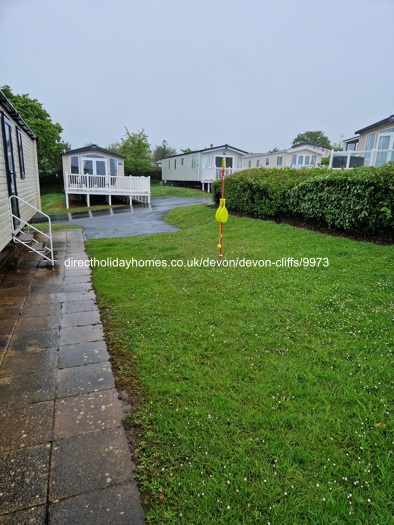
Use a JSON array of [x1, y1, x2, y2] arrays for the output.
[[8, 329, 59, 351], [57, 362, 115, 397], [12, 316, 60, 333], [0, 401, 54, 452], [54, 389, 125, 439], [58, 340, 109, 368], [50, 429, 134, 500], [0, 505, 47, 524], [0, 347, 58, 378], [0, 444, 51, 514], [61, 298, 97, 314], [0, 371, 56, 409], [60, 310, 101, 328], [59, 324, 104, 346], [49, 483, 144, 525]]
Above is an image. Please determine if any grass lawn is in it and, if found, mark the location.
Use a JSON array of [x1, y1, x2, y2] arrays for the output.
[[40, 181, 205, 215], [150, 180, 207, 198], [86, 205, 393, 524]]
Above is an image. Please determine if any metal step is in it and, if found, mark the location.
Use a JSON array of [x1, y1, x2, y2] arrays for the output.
[[29, 241, 45, 253], [17, 232, 34, 242]]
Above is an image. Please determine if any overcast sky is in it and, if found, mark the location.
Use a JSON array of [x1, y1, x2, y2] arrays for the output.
[[1, 0, 393, 154]]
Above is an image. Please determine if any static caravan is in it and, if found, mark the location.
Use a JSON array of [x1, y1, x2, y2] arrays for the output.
[[0, 90, 40, 254], [332, 115, 394, 169], [61, 145, 150, 208], [243, 143, 331, 170], [162, 144, 248, 191]]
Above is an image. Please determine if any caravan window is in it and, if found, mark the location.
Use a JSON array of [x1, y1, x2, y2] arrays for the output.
[[109, 158, 117, 176], [16, 128, 26, 179], [364, 133, 376, 160], [70, 156, 79, 174]]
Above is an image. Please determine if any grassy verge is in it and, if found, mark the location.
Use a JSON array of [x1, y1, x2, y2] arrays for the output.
[[86, 205, 393, 524], [40, 191, 127, 215], [150, 180, 206, 198], [40, 182, 205, 215]]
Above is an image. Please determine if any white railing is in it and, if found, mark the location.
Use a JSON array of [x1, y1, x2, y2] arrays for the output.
[[130, 175, 151, 193], [65, 173, 150, 194], [9, 195, 55, 266], [329, 149, 394, 169], [200, 167, 242, 182], [214, 168, 242, 179]]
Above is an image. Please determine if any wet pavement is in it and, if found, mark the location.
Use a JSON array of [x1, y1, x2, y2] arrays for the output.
[[0, 230, 144, 524], [42, 196, 213, 239]]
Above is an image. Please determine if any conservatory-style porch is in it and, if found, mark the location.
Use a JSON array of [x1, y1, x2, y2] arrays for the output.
[[64, 173, 151, 208], [329, 148, 394, 169]]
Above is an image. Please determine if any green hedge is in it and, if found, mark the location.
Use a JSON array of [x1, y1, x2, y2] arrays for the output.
[[212, 164, 394, 234], [288, 163, 394, 234], [212, 167, 329, 218]]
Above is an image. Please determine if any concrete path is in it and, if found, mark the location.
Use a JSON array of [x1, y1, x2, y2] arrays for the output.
[[0, 230, 144, 524], [50, 196, 213, 239]]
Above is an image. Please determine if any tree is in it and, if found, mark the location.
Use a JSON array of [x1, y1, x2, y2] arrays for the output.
[[292, 131, 332, 149], [106, 142, 122, 153], [181, 148, 193, 154], [268, 147, 280, 153], [152, 140, 177, 162], [119, 128, 152, 175], [1, 85, 63, 181]]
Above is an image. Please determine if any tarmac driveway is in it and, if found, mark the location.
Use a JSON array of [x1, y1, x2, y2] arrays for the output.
[[49, 196, 213, 239]]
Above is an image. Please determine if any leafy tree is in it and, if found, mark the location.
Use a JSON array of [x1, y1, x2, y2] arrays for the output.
[[331, 140, 344, 152], [119, 128, 152, 175], [1, 85, 63, 181], [292, 131, 332, 149], [152, 140, 177, 162], [181, 147, 193, 154], [268, 147, 280, 153], [61, 141, 72, 152], [106, 142, 122, 153]]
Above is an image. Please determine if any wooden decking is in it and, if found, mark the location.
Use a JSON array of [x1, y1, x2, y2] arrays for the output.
[[64, 173, 151, 208]]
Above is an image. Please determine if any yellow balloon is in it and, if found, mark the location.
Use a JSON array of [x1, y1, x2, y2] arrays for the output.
[[219, 206, 228, 223], [215, 199, 229, 223]]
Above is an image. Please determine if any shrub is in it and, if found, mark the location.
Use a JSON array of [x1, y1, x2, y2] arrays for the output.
[[212, 164, 394, 235], [212, 167, 328, 219], [288, 163, 394, 234]]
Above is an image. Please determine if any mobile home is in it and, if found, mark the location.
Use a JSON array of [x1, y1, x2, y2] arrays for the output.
[[0, 90, 40, 254], [243, 143, 331, 170], [331, 115, 394, 168], [162, 144, 248, 191], [61, 145, 150, 208]]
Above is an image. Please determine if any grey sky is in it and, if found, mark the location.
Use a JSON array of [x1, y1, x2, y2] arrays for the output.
[[1, 0, 393, 154]]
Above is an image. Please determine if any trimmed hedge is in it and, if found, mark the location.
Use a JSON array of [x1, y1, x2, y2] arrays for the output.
[[212, 167, 327, 218], [212, 164, 394, 235], [288, 163, 394, 234]]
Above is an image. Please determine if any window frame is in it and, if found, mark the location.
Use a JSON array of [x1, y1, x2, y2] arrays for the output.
[[70, 155, 79, 174], [16, 128, 26, 180]]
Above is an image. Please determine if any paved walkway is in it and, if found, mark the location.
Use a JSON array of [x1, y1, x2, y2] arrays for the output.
[[50, 196, 213, 239], [0, 230, 144, 524]]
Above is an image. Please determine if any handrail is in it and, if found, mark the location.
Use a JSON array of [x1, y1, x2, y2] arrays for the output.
[[9, 195, 55, 266]]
